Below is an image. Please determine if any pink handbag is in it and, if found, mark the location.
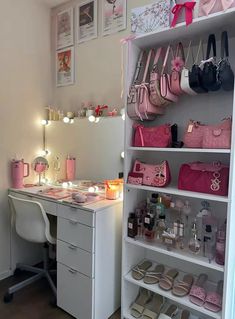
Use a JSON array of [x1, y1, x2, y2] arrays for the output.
[[202, 118, 232, 149], [178, 161, 229, 196], [150, 48, 170, 107], [198, 0, 235, 17], [170, 42, 185, 95], [127, 172, 143, 185], [133, 123, 172, 147], [133, 159, 171, 187], [160, 46, 179, 103], [184, 118, 232, 148]]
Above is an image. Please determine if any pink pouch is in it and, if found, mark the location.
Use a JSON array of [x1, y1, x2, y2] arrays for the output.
[[184, 120, 205, 148], [178, 161, 229, 196], [133, 160, 171, 187], [133, 123, 172, 147], [202, 118, 232, 149], [170, 42, 185, 95], [198, 0, 235, 17]]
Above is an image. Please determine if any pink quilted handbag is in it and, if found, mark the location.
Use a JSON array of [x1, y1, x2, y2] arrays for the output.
[[202, 118, 232, 149], [198, 0, 235, 17], [178, 161, 229, 196], [133, 159, 171, 187], [170, 42, 185, 95], [133, 123, 172, 147], [184, 120, 205, 148]]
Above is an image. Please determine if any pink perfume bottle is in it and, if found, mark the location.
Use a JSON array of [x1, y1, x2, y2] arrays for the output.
[[215, 221, 226, 265], [66, 155, 76, 181]]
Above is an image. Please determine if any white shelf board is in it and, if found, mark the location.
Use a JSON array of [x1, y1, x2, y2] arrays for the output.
[[128, 147, 231, 154], [125, 237, 224, 273], [132, 8, 235, 48], [124, 272, 221, 319], [125, 184, 229, 203]]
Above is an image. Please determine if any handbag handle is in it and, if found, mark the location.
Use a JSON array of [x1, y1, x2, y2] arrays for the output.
[[132, 51, 146, 85], [152, 47, 163, 71], [221, 31, 229, 59], [185, 41, 192, 68], [142, 49, 154, 83], [206, 34, 217, 59], [175, 42, 185, 61], [194, 39, 204, 64], [161, 45, 171, 75]]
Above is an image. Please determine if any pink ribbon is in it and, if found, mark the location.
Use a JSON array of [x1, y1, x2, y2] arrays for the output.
[[171, 2, 196, 27]]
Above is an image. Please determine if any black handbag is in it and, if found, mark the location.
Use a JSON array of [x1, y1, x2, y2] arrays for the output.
[[201, 34, 221, 92], [189, 40, 208, 94], [218, 31, 234, 91]]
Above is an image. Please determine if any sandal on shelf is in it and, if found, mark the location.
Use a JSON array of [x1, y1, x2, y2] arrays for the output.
[[144, 264, 165, 284], [132, 260, 153, 281], [180, 310, 190, 319], [172, 274, 194, 297], [142, 293, 165, 319], [158, 304, 178, 319], [130, 288, 152, 318], [189, 273, 208, 306], [159, 268, 179, 291], [204, 280, 223, 313]]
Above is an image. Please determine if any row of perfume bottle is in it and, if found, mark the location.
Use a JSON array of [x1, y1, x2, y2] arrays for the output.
[[127, 194, 226, 265]]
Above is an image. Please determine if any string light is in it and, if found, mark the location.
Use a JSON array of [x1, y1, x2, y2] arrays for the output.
[[41, 119, 51, 126], [121, 151, 124, 159], [88, 115, 96, 123], [40, 149, 51, 157], [63, 117, 70, 123]]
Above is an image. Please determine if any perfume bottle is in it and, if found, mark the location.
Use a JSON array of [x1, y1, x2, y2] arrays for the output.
[[215, 221, 226, 265], [145, 225, 155, 242], [127, 213, 138, 238], [156, 196, 165, 217], [196, 201, 211, 242], [188, 221, 201, 254], [204, 224, 215, 262]]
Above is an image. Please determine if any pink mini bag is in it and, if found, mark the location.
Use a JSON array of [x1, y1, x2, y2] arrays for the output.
[[133, 159, 171, 187], [198, 0, 235, 17], [133, 123, 172, 147], [178, 161, 229, 196], [202, 118, 232, 149]]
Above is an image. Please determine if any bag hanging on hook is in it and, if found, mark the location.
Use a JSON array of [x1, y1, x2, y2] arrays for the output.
[[170, 42, 185, 95], [218, 31, 234, 91]]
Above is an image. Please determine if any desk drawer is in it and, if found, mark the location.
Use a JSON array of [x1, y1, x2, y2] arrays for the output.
[[58, 217, 94, 252], [57, 204, 94, 227], [57, 262, 93, 319], [57, 239, 94, 278], [32, 197, 57, 216]]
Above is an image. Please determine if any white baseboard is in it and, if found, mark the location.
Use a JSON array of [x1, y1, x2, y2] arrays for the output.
[[0, 270, 12, 281]]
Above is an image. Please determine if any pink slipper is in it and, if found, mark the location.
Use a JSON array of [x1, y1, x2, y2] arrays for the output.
[[189, 273, 208, 306], [204, 280, 223, 313]]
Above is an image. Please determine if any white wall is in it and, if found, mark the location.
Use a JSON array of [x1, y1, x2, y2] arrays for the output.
[[51, 0, 152, 112], [0, 0, 52, 279]]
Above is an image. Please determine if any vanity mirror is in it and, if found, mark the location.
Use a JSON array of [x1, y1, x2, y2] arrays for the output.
[[44, 116, 124, 182], [32, 156, 49, 185]]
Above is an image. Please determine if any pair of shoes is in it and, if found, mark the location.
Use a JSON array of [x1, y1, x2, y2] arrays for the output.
[[132, 260, 165, 284], [189, 274, 223, 313], [130, 288, 164, 319]]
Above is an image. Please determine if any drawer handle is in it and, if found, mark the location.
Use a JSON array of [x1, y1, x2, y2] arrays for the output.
[[69, 219, 78, 225], [68, 244, 77, 250], [68, 268, 78, 274]]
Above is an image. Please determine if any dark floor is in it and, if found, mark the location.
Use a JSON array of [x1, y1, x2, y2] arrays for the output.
[[0, 273, 120, 319]]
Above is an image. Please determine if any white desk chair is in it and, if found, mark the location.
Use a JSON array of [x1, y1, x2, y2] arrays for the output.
[[4, 195, 56, 303]]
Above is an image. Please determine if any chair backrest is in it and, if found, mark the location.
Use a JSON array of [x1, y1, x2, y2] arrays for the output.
[[8, 195, 55, 244]]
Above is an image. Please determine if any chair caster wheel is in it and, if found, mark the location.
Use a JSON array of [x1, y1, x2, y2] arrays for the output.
[[3, 293, 13, 303], [50, 296, 57, 307]]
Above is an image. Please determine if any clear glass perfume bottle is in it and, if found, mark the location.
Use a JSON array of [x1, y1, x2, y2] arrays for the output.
[[188, 221, 201, 254]]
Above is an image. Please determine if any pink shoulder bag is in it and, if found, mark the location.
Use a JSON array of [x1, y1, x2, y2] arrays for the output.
[[137, 49, 165, 121], [133, 123, 172, 147], [199, 0, 235, 17], [160, 45, 179, 103], [170, 42, 185, 95], [150, 48, 170, 107]]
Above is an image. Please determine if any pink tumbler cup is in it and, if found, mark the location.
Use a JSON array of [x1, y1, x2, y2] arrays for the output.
[[66, 158, 76, 181], [11, 159, 30, 189]]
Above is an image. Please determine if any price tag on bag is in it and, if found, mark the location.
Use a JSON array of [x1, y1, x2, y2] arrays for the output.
[[188, 124, 194, 133]]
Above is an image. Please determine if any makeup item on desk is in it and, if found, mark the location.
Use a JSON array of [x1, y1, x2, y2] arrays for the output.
[[11, 159, 30, 189], [215, 221, 226, 265], [66, 155, 76, 181], [72, 192, 87, 203], [128, 213, 138, 238]]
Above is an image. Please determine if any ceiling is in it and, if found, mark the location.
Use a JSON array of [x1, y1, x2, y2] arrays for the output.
[[42, 0, 68, 8]]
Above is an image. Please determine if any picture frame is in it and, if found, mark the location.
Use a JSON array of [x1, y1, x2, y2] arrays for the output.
[[77, 0, 98, 43], [56, 47, 75, 87], [102, 0, 127, 36], [56, 7, 74, 50]]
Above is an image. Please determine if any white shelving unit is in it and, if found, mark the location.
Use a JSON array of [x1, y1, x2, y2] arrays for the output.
[[122, 9, 235, 319]]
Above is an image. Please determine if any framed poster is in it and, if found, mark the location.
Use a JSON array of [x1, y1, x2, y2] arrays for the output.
[[56, 47, 75, 87], [102, 0, 126, 36], [56, 8, 74, 49], [77, 0, 97, 43]]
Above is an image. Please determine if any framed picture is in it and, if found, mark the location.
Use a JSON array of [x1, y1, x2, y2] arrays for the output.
[[102, 0, 126, 36], [77, 0, 98, 43], [56, 7, 74, 50], [56, 47, 75, 87]]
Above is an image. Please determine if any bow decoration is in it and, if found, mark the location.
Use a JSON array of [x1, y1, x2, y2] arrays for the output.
[[171, 2, 196, 27]]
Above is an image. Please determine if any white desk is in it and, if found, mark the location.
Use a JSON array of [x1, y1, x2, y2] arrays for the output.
[[9, 186, 123, 319]]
